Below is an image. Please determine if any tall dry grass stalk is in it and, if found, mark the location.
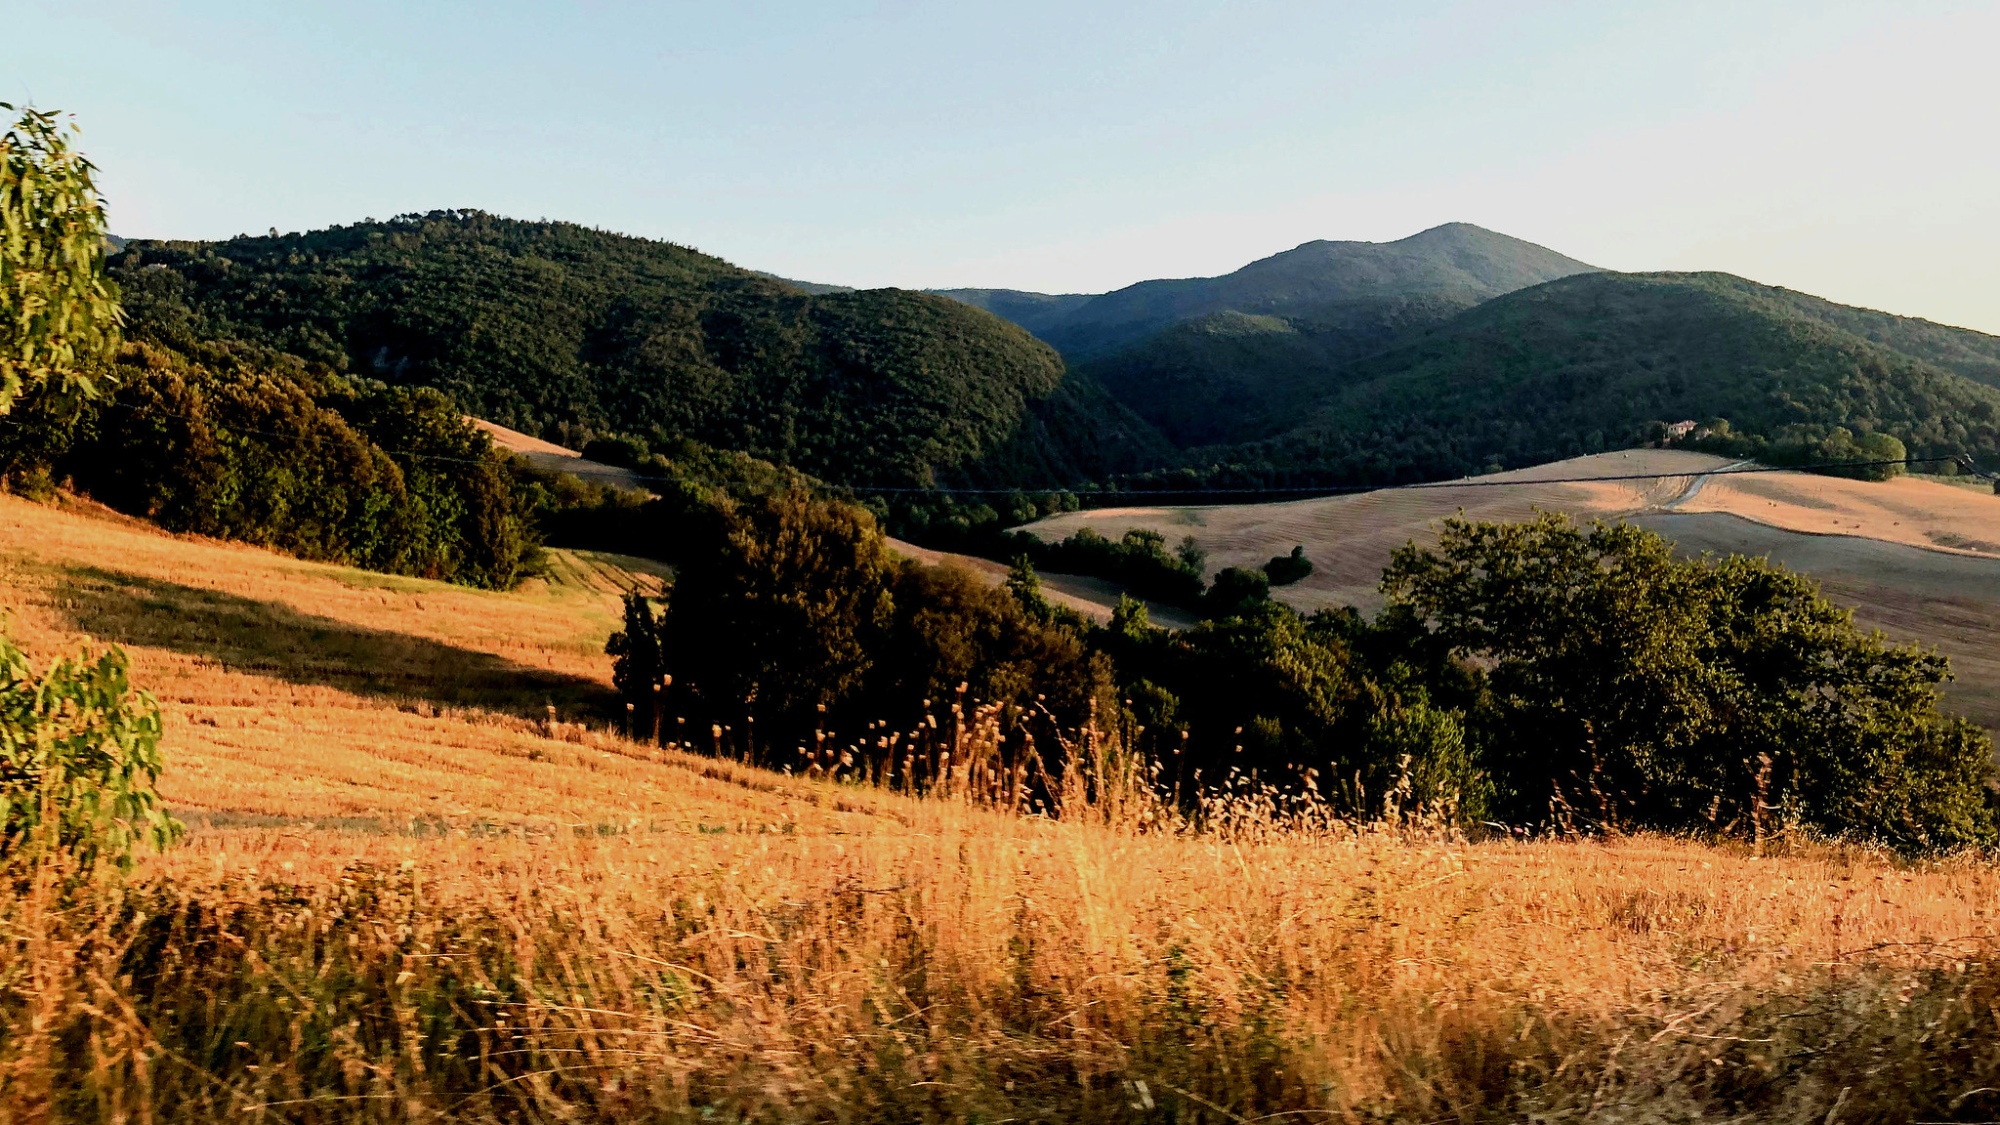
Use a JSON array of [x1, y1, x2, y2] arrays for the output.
[[9, 741, 2000, 1123]]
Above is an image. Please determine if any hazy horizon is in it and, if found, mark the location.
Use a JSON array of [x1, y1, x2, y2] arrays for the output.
[[11, 1, 1997, 332]]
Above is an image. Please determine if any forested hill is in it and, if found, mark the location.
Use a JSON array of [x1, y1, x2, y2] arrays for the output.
[[948, 223, 1599, 360], [111, 211, 1167, 489], [107, 213, 2000, 505], [1182, 270, 2000, 487]]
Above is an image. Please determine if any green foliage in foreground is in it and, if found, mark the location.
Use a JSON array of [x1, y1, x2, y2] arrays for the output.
[[0, 104, 121, 413], [1384, 515, 1996, 849], [0, 630, 180, 876]]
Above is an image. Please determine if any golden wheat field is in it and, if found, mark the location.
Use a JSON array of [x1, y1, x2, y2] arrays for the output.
[[7, 488, 2000, 1122]]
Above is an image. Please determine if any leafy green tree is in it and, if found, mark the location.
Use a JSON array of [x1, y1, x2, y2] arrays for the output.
[[1203, 566, 1271, 617], [1383, 514, 1995, 848], [1367, 691, 1488, 822], [1, 338, 540, 589], [665, 489, 896, 736], [0, 630, 181, 875], [0, 105, 120, 413], [604, 484, 1111, 758], [606, 593, 666, 704]]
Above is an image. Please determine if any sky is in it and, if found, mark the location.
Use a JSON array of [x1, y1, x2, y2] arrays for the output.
[[9, 1, 1999, 332]]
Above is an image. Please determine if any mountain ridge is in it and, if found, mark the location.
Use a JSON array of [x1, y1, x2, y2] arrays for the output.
[[936, 222, 1600, 359]]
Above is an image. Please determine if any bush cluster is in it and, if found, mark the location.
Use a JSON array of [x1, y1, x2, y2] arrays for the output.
[[603, 482, 1112, 758], [0, 339, 538, 588], [1382, 515, 1995, 848], [1009, 526, 1209, 608]]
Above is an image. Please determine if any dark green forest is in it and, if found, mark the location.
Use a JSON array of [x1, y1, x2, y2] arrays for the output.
[[108, 212, 2000, 516], [1101, 272, 2000, 495], [1076, 296, 1477, 447], [110, 211, 1164, 491], [0, 334, 537, 588]]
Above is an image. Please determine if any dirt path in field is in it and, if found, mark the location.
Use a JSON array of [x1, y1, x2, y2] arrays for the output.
[[1661, 458, 1754, 510]]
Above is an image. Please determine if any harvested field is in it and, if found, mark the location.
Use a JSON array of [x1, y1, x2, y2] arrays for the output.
[[8, 490, 2000, 1120], [1023, 450, 2000, 728], [1023, 450, 1729, 611], [472, 416, 653, 491]]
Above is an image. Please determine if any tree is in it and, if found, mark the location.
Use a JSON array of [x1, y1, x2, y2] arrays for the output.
[[604, 485, 1113, 761], [655, 489, 897, 743], [0, 630, 181, 876], [1203, 566, 1270, 618], [0, 105, 120, 414], [1382, 514, 1995, 848]]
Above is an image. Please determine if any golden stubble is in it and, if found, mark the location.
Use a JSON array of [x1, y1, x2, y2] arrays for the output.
[[4, 489, 1999, 1119]]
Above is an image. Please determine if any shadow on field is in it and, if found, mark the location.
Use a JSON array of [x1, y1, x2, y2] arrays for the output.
[[52, 566, 616, 719]]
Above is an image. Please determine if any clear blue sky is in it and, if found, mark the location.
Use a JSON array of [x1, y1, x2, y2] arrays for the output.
[[10, 1, 1998, 330]]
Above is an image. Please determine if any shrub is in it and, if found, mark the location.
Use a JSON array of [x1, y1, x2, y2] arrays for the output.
[[1382, 513, 1996, 848], [580, 434, 647, 469], [1203, 566, 1271, 617], [0, 104, 120, 413], [1263, 545, 1314, 586], [0, 629, 181, 875]]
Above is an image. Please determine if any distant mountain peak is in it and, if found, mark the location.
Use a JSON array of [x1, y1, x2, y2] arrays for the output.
[[975, 223, 1600, 360]]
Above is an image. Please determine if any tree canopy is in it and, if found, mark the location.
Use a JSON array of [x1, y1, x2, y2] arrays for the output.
[[1382, 514, 1995, 849], [0, 104, 120, 413]]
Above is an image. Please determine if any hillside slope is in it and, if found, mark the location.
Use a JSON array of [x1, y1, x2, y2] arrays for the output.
[[113, 211, 1163, 490], [13, 492, 2000, 1120], [1219, 271, 2000, 484], [1075, 294, 1478, 446], [927, 288, 1098, 336]]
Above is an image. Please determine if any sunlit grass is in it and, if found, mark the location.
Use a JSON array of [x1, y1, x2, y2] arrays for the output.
[[5, 490, 2000, 1122]]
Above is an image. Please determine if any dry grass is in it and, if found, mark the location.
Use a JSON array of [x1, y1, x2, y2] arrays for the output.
[[7, 490, 2000, 1122]]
